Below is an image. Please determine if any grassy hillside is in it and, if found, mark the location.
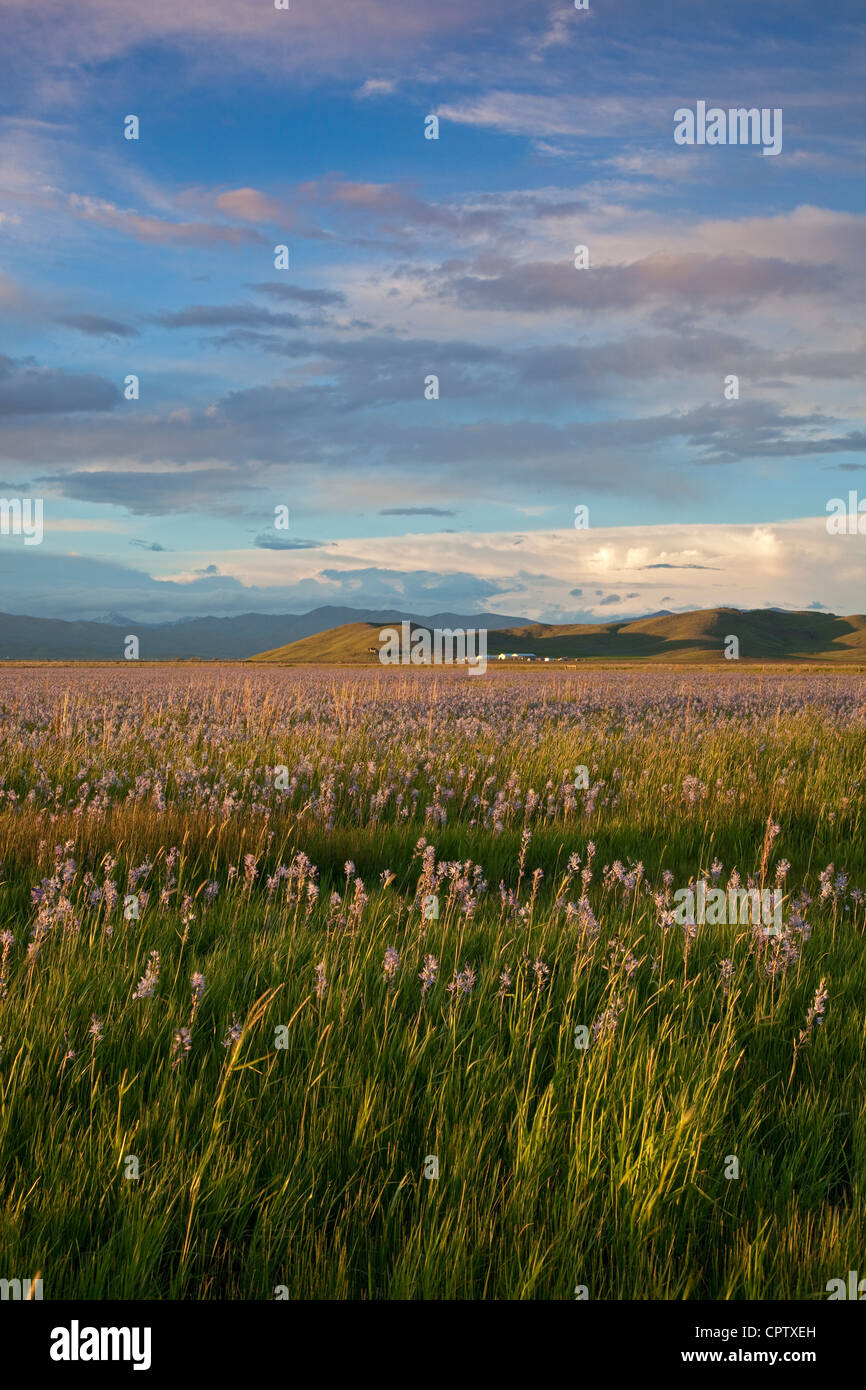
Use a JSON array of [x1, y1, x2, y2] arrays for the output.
[[253, 622, 387, 664], [249, 608, 866, 666]]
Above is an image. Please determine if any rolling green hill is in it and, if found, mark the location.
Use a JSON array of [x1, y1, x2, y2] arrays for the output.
[[252, 622, 387, 665], [249, 608, 866, 666]]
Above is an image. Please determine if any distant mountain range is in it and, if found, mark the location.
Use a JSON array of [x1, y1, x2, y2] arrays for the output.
[[250, 609, 866, 666], [2, 605, 865, 664], [0, 606, 532, 660]]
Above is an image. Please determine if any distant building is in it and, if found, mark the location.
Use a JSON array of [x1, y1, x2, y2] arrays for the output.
[[496, 652, 537, 661]]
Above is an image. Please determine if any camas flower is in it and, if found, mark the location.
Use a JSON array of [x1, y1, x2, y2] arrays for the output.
[[447, 965, 476, 998], [532, 958, 550, 987], [419, 954, 438, 995], [132, 950, 160, 999], [591, 995, 624, 1042], [172, 1027, 191, 1066], [222, 1013, 243, 1047]]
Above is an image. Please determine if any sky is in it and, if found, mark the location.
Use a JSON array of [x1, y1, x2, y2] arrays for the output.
[[0, 0, 864, 624]]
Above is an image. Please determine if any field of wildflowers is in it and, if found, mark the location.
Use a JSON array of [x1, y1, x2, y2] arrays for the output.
[[0, 666, 863, 1299]]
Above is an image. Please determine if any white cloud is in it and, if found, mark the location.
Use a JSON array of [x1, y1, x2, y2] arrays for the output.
[[171, 516, 866, 621], [356, 79, 397, 98], [436, 92, 635, 140]]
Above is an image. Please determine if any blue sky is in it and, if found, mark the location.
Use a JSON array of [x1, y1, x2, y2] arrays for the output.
[[0, 0, 864, 622]]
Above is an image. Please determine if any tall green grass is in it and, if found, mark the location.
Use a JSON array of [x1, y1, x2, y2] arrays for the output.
[[0, 669, 863, 1298]]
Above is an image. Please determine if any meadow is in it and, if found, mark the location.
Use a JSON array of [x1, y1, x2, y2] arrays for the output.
[[0, 665, 863, 1299]]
